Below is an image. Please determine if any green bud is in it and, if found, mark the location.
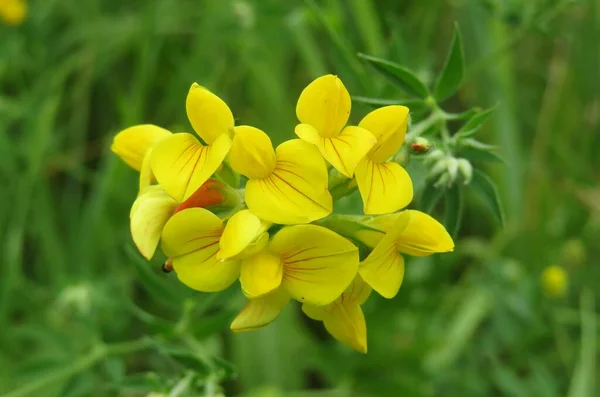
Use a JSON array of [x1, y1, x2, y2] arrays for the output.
[[457, 158, 473, 184], [446, 157, 459, 182], [428, 158, 447, 179], [424, 149, 445, 165], [410, 137, 433, 154], [561, 239, 586, 266], [434, 172, 450, 188]]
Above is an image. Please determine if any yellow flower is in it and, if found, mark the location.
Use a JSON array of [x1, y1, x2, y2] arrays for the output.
[[295, 75, 376, 178], [230, 225, 360, 331], [0, 0, 26, 25], [130, 179, 237, 260], [541, 265, 568, 298], [228, 126, 332, 224], [111, 124, 172, 191], [358, 210, 454, 298], [149, 83, 233, 202], [355, 106, 414, 214], [302, 275, 371, 353]]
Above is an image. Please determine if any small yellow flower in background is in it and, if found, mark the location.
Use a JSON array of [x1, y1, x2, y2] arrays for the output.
[[303, 276, 372, 353], [357, 210, 454, 298], [150, 83, 233, 202], [229, 126, 332, 224], [0, 0, 26, 25], [295, 75, 376, 178], [541, 265, 568, 298], [110, 75, 456, 353]]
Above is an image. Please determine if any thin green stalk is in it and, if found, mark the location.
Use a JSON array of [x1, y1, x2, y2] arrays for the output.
[[4, 337, 153, 397]]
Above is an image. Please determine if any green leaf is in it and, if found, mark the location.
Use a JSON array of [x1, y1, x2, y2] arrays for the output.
[[357, 53, 429, 98], [443, 184, 463, 237], [433, 23, 465, 101], [420, 182, 444, 213], [459, 147, 505, 164], [471, 169, 505, 226], [455, 104, 498, 138]]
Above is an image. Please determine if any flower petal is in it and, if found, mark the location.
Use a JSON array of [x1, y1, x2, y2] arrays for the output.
[[230, 288, 290, 332], [161, 208, 240, 292], [294, 123, 320, 144], [111, 124, 171, 171], [186, 83, 234, 144], [240, 251, 283, 298], [355, 213, 399, 248], [359, 229, 405, 299], [393, 210, 454, 256], [161, 208, 223, 258], [218, 209, 271, 260], [130, 186, 178, 260], [229, 126, 276, 179], [313, 126, 376, 178], [245, 139, 332, 224], [359, 106, 409, 163], [270, 225, 359, 306], [343, 275, 372, 305], [296, 74, 351, 138], [138, 149, 154, 192], [323, 303, 368, 353], [151, 133, 231, 202], [355, 157, 413, 215]]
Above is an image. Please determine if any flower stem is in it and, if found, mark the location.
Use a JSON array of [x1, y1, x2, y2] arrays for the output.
[[4, 337, 153, 397]]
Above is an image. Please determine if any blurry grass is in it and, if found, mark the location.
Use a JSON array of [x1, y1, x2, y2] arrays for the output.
[[0, 0, 599, 396]]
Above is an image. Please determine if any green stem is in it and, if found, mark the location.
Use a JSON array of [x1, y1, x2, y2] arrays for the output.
[[4, 337, 153, 397]]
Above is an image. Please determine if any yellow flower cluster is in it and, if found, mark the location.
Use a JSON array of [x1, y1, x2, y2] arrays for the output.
[[111, 75, 454, 353], [0, 0, 26, 25]]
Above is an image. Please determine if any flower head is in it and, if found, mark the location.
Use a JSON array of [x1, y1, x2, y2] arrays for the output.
[[0, 0, 26, 25], [541, 265, 568, 298], [150, 83, 234, 203], [295, 75, 376, 178], [229, 126, 332, 224]]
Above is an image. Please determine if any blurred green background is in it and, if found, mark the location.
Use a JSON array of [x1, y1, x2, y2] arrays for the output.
[[1, 0, 599, 396]]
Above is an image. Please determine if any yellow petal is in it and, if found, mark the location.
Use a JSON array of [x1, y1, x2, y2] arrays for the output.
[[218, 209, 271, 260], [343, 275, 372, 305], [296, 74, 351, 138], [111, 124, 171, 171], [359, 231, 405, 299], [186, 83, 234, 144], [161, 207, 223, 257], [323, 303, 368, 353], [130, 186, 178, 260], [151, 133, 231, 202], [271, 225, 359, 305], [354, 214, 399, 248], [138, 150, 154, 192], [161, 208, 240, 292], [294, 123, 320, 144], [301, 302, 327, 321], [245, 139, 332, 224], [355, 158, 413, 215], [312, 126, 376, 178], [229, 126, 276, 179], [240, 251, 283, 298], [359, 106, 409, 163], [393, 210, 454, 256], [230, 288, 290, 332]]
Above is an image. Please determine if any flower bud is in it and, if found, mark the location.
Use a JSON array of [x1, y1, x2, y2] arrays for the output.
[[175, 179, 241, 213], [424, 148, 445, 166], [410, 137, 433, 154], [540, 265, 568, 298], [457, 158, 473, 184], [446, 157, 459, 183], [434, 172, 450, 188], [428, 158, 447, 179]]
